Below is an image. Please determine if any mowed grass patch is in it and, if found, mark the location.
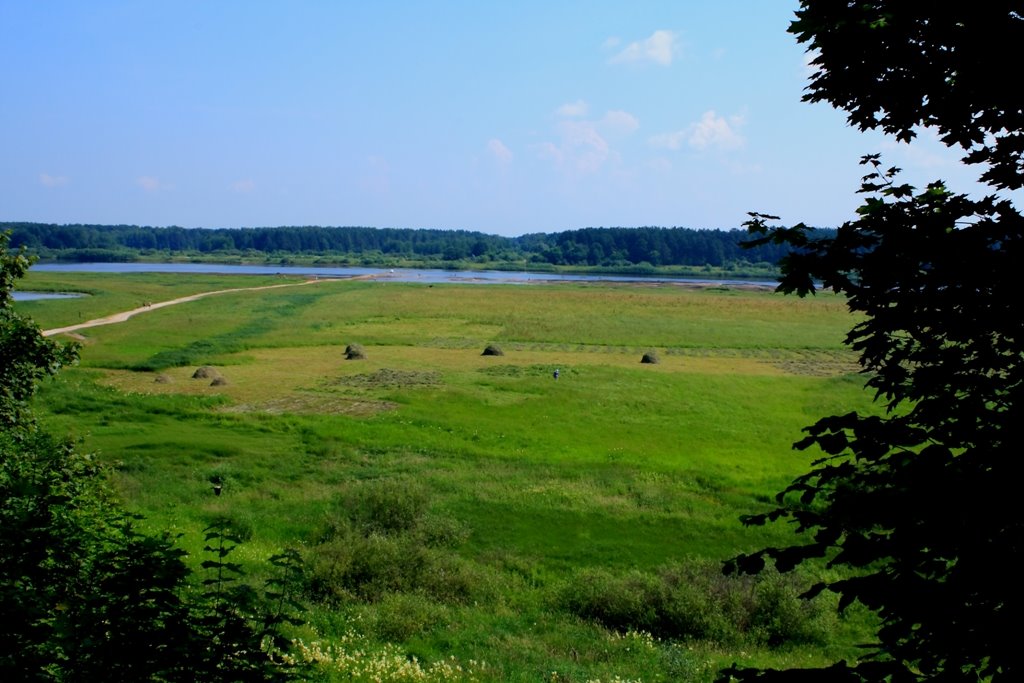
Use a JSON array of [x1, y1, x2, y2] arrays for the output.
[[306, 282, 854, 351], [34, 276, 857, 371]]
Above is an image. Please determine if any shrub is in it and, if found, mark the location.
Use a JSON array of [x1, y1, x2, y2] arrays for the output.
[[306, 479, 485, 605], [558, 559, 835, 647], [369, 592, 441, 642], [418, 551, 492, 604], [334, 478, 430, 537], [558, 568, 665, 633]]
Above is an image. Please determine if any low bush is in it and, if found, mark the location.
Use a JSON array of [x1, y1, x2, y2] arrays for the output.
[[306, 532, 486, 605], [321, 478, 430, 538], [306, 478, 484, 605], [369, 592, 443, 642], [558, 559, 835, 648]]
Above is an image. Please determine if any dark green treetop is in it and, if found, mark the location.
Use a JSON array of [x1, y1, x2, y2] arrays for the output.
[[721, 3, 1023, 681]]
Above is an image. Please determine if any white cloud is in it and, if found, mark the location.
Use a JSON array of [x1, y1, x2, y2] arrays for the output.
[[231, 179, 255, 193], [535, 107, 640, 174], [648, 130, 688, 151], [487, 138, 513, 164], [555, 100, 589, 117], [650, 110, 745, 152], [533, 120, 610, 173], [609, 30, 677, 66], [136, 176, 163, 191], [602, 36, 621, 50], [39, 172, 68, 187], [879, 128, 979, 177], [689, 111, 745, 150], [535, 141, 564, 165], [803, 49, 822, 79], [602, 110, 640, 134]]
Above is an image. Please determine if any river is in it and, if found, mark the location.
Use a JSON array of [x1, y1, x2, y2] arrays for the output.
[[31, 262, 779, 287]]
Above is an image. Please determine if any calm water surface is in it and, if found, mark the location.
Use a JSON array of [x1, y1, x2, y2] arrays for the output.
[[33, 262, 778, 287], [12, 291, 85, 301]]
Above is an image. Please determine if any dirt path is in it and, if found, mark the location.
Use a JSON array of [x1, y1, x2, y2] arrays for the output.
[[42, 278, 329, 337]]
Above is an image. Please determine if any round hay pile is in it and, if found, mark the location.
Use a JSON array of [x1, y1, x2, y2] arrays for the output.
[[192, 366, 220, 379], [345, 343, 366, 360], [210, 376, 229, 386], [481, 344, 504, 356], [640, 350, 661, 364], [153, 373, 172, 384]]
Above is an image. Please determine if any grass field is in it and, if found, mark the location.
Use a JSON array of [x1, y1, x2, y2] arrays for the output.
[[20, 271, 874, 682]]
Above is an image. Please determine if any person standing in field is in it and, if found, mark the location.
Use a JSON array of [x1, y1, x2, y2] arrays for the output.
[[553, 368, 559, 380]]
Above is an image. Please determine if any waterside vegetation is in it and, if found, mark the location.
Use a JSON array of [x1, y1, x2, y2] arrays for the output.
[[3, 223, 829, 277]]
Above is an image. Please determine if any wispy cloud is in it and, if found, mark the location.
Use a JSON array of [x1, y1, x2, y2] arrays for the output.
[[555, 100, 589, 117], [603, 110, 640, 134], [39, 172, 69, 187], [650, 110, 745, 152], [882, 129, 958, 170], [803, 49, 822, 79], [533, 121, 609, 173], [535, 107, 640, 174], [609, 30, 677, 66], [136, 176, 167, 191], [487, 138, 513, 164], [231, 179, 255, 193]]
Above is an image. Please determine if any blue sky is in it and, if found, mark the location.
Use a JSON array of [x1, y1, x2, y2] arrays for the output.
[[0, 1, 986, 236]]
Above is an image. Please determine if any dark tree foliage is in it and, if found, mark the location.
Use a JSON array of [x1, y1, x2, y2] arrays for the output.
[[793, 1, 1024, 190], [2, 221, 806, 269], [720, 4, 1023, 682]]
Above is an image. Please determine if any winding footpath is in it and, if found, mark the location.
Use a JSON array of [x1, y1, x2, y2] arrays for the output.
[[42, 278, 327, 338]]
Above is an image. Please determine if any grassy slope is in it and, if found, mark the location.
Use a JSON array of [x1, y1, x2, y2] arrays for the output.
[[23, 273, 874, 681]]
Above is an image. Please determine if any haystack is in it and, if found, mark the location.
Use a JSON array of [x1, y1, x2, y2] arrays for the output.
[[345, 343, 366, 360], [481, 344, 504, 356], [640, 351, 660, 364], [154, 373, 172, 384], [192, 366, 220, 379], [210, 376, 230, 386]]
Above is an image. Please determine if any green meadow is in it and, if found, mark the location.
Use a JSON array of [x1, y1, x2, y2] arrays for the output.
[[20, 271, 875, 682]]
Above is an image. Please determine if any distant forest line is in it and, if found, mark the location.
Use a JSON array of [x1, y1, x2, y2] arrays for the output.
[[2, 223, 826, 273]]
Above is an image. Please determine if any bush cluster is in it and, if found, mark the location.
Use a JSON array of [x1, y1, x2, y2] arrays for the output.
[[305, 479, 487, 605], [558, 559, 835, 648]]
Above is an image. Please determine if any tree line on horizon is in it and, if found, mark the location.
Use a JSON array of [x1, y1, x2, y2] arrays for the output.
[[1, 222, 820, 269]]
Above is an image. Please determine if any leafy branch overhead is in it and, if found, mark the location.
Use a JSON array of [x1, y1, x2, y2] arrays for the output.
[[722, 3, 1023, 682]]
